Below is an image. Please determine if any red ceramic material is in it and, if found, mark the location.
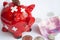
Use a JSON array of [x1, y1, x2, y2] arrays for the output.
[[1, 1, 35, 38]]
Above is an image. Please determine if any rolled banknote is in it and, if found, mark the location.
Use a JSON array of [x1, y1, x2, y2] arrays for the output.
[[38, 16, 60, 39]]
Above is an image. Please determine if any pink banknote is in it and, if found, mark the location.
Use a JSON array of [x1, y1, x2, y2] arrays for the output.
[[38, 16, 60, 38]]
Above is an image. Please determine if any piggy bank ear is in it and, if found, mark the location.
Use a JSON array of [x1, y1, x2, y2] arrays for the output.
[[26, 4, 35, 12], [3, 2, 8, 6]]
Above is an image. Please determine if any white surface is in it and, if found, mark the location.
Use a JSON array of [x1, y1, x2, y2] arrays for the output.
[[0, 0, 60, 40]]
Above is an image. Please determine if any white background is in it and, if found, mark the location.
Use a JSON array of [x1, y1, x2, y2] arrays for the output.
[[0, 0, 60, 40]]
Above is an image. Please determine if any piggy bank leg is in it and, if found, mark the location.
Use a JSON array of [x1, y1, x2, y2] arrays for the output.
[[29, 17, 35, 31], [27, 17, 35, 32], [13, 32, 22, 39], [2, 24, 8, 32]]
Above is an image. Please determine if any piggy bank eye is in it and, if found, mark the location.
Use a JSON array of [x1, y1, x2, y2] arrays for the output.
[[23, 12, 28, 18]]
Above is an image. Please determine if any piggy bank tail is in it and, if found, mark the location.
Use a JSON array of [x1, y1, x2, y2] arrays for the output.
[[3, 2, 9, 7]]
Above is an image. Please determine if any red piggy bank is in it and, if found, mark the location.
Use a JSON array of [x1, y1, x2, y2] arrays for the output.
[[1, 0, 35, 38]]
